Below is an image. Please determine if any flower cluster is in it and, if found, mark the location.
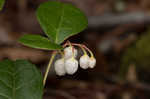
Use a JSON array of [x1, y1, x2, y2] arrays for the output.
[[54, 42, 96, 76]]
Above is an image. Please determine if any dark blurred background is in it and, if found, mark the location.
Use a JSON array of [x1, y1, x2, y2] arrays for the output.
[[1, 0, 150, 99]]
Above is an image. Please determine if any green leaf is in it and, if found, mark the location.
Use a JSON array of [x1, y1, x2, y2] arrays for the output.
[[0, 60, 43, 99], [19, 34, 62, 50], [0, 0, 5, 11], [36, 1, 88, 44]]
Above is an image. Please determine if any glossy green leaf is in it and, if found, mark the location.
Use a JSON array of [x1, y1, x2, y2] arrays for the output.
[[36, 1, 88, 44], [0, 60, 43, 99], [0, 0, 5, 11], [19, 34, 62, 50]]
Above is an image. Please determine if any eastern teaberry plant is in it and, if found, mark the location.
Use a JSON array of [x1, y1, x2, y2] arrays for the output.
[[19, 1, 96, 86], [0, 1, 96, 99]]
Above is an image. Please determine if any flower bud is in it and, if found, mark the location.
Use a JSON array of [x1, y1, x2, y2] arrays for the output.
[[89, 57, 96, 68], [54, 58, 66, 76], [79, 54, 90, 69], [65, 58, 78, 75], [64, 46, 77, 59]]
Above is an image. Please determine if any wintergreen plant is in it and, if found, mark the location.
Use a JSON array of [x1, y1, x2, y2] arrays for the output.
[[19, 1, 97, 86], [0, 1, 96, 99]]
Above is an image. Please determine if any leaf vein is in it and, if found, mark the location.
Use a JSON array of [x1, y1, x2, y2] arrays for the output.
[[15, 76, 36, 90], [0, 70, 12, 76], [0, 93, 11, 99], [14, 67, 33, 76], [55, 4, 65, 43], [0, 79, 12, 89]]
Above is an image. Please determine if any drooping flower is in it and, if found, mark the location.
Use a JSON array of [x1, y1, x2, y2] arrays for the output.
[[64, 46, 77, 59], [65, 57, 78, 75], [54, 58, 66, 76], [88, 57, 96, 68], [79, 54, 90, 69]]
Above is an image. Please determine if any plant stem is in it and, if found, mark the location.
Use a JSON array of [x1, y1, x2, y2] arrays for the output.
[[82, 45, 94, 57], [62, 41, 94, 57], [43, 52, 56, 86]]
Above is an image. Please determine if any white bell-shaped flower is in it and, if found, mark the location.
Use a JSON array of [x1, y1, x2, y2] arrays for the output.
[[89, 57, 96, 68], [65, 57, 78, 75], [64, 46, 77, 59], [54, 58, 66, 76], [79, 54, 90, 69]]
